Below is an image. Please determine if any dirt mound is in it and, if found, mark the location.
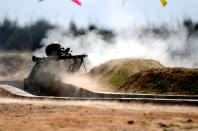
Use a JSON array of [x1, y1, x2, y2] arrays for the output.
[[119, 68, 198, 95], [90, 58, 164, 87]]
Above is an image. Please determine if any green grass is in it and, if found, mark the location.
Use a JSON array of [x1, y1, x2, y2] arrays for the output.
[[109, 69, 130, 86]]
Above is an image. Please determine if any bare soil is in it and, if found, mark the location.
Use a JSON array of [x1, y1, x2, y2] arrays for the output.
[[0, 53, 198, 131], [0, 98, 198, 131]]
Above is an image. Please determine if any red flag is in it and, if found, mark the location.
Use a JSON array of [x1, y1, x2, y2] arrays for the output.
[[71, 0, 81, 6]]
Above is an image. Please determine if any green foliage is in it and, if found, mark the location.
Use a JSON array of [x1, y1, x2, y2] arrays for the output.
[[0, 19, 54, 51], [109, 69, 129, 86], [1, 18, 198, 52], [0, 19, 115, 51], [29, 20, 54, 50], [69, 21, 115, 41], [183, 19, 198, 36]]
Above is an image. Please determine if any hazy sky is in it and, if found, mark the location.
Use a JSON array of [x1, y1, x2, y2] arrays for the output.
[[0, 0, 198, 28]]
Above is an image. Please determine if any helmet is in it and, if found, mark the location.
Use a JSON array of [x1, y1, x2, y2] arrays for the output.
[[45, 43, 61, 56]]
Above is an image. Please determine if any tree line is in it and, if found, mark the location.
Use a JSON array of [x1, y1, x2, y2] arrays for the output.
[[0, 18, 197, 51], [0, 19, 115, 51], [0, 19, 54, 51]]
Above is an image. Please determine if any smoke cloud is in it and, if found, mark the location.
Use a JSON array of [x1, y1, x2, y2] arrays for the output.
[[34, 0, 198, 68], [35, 24, 198, 68]]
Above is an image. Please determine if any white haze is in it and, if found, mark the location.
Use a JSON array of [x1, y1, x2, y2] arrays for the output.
[[34, 0, 198, 68], [35, 25, 198, 68]]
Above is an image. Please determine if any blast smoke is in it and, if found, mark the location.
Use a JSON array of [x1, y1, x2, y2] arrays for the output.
[[27, 22, 198, 94], [36, 24, 198, 68]]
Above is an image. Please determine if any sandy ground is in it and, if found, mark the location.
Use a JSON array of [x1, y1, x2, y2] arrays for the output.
[[0, 53, 198, 131], [0, 98, 198, 131]]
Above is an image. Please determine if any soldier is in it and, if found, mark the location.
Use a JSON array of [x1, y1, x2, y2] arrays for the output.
[[24, 42, 87, 96]]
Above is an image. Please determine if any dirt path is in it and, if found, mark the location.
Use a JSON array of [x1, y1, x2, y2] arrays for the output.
[[0, 98, 198, 131]]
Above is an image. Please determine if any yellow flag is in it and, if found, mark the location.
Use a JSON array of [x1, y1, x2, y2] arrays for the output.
[[160, 0, 167, 7]]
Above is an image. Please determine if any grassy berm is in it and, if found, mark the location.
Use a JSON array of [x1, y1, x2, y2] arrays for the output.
[[90, 59, 198, 95]]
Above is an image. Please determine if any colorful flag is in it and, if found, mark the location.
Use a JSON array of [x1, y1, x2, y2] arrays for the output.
[[160, 0, 167, 7], [37, 0, 81, 6], [71, 0, 81, 6]]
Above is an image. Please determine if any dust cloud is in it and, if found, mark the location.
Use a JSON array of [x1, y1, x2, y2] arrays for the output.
[[33, 10, 198, 93], [61, 73, 111, 92], [36, 24, 198, 68], [31, 23, 198, 92]]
